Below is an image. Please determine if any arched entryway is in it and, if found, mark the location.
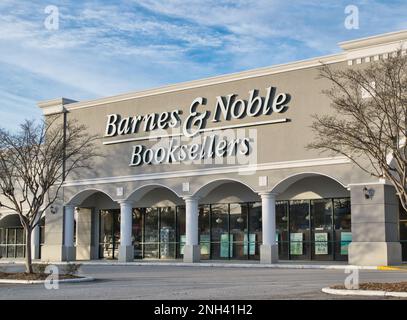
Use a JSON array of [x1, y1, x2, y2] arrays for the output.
[[271, 173, 351, 262], [65, 189, 117, 261], [124, 184, 184, 260], [193, 179, 262, 261]]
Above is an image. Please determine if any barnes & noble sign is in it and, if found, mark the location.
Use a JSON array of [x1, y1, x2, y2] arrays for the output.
[[103, 87, 291, 166]]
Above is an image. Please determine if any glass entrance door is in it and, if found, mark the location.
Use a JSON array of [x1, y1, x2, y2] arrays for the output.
[[99, 210, 120, 259], [311, 199, 333, 261], [289, 200, 311, 260]]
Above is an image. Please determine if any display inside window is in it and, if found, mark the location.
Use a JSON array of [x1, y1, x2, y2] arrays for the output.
[[93, 197, 350, 262], [340, 232, 352, 255], [99, 210, 120, 259], [290, 233, 303, 255], [220, 233, 233, 258], [200, 235, 210, 255], [159, 207, 176, 259], [314, 233, 328, 255], [198, 205, 210, 259], [243, 234, 256, 255]]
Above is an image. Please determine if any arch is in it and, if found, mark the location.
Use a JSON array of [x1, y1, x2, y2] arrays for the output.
[[270, 172, 348, 194], [126, 183, 182, 203], [193, 178, 258, 199], [0, 214, 22, 228], [66, 189, 116, 206]]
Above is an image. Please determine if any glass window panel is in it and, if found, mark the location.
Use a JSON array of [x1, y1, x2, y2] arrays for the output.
[[113, 212, 120, 256], [40, 226, 45, 245], [39, 217, 46, 247], [248, 202, 262, 260], [211, 204, 229, 259], [6, 244, 15, 258], [177, 206, 186, 259], [16, 245, 24, 258], [334, 198, 351, 231], [400, 220, 407, 240], [7, 229, 16, 245], [400, 201, 407, 220], [311, 199, 333, 261], [333, 198, 351, 261], [312, 199, 333, 231], [0, 229, 4, 259], [160, 207, 176, 259], [16, 228, 24, 244], [229, 203, 248, 260], [399, 201, 407, 261], [276, 201, 289, 260], [289, 200, 310, 260], [143, 243, 159, 259], [132, 208, 144, 259], [0, 245, 6, 258], [99, 210, 114, 259], [144, 208, 159, 242], [143, 208, 159, 258], [0, 228, 4, 244], [400, 221, 407, 262], [198, 205, 210, 260]]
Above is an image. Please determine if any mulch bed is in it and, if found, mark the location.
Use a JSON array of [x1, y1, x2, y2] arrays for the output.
[[0, 272, 80, 281], [331, 282, 407, 292]]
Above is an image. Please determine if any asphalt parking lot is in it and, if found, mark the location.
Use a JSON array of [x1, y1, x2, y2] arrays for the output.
[[0, 264, 406, 300]]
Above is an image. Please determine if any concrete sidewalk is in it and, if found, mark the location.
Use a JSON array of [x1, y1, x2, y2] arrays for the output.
[[1, 258, 396, 270]]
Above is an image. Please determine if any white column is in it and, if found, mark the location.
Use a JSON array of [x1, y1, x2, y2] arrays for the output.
[[118, 201, 134, 262], [259, 192, 278, 264], [31, 221, 40, 260], [63, 205, 76, 261], [183, 196, 200, 263]]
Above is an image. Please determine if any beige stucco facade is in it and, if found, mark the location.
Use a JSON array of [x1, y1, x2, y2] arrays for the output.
[[2, 30, 407, 266]]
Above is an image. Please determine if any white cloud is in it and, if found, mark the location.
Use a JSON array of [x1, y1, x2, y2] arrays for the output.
[[0, 0, 406, 131]]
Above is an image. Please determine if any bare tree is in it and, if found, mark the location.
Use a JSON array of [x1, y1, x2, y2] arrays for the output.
[[0, 115, 99, 273], [309, 48, 407, 211]]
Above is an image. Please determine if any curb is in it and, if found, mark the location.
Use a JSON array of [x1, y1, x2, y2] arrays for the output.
[[377, 266, 407, 271], [39, 261, 380, 270], [322, 287, 407, 298], [0, 276, 94, 285], [0, 260, 379, 270], [2, 260, 405, 271]]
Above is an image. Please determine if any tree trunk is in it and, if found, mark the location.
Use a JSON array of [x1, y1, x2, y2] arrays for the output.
[[25, 227, 33, 274]]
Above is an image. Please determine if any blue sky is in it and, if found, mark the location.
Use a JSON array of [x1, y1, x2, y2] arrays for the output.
[[0, 0, 406, 131]]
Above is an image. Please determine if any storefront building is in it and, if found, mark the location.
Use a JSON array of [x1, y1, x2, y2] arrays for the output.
[[1, 30, 407, 266]]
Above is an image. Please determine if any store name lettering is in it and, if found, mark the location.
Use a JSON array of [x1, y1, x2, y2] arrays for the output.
[[103, 87, 290, 166], [105, 87, 289, 138]]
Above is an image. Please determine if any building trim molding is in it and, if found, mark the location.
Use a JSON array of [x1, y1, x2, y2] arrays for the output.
[[63, 156, 351, 187], [61, 53, 346, 112], [36, 30, 407, 115]]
